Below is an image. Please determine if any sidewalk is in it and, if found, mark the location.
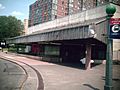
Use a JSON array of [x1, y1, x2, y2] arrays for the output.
[[0, 51, 120, 90]]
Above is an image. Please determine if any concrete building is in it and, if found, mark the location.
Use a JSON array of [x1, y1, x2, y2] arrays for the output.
[[57, 0, 68, 18], [23, 19, 28, 35], [29, 0, 113, 27], [28, 0, 53, 27], [29, 0, 58, 27], [7, 1, 120, 69]]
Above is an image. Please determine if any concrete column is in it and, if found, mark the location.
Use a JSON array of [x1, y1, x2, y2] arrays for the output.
[[16, 44, 19, 53], [85, 44, 92, 70]]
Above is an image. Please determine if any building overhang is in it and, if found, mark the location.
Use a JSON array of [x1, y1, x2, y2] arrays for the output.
[[7, 17, 106, 44], [6, 3, 120, 44]]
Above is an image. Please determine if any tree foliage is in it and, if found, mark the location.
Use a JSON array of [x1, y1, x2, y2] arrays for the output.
[[0, 16, 24, 40]]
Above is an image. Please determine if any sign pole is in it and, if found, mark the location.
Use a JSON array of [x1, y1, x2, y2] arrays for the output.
[[104, 4, 116, 90], [105, 17, 113, 90]]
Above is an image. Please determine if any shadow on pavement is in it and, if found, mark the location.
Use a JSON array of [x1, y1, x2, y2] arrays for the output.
[[102, 76, 120, 82], [54, 62, 85, 70], [53, 62, 102, 70], [83, 84, 100, 90]]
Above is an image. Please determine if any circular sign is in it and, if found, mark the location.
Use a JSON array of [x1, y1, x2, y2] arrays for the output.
[[112, 25, 120, 33]]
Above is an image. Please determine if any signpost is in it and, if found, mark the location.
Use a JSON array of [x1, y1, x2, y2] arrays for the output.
[[0, 41, 6, 52], [110, 18, 120, 39], [0, 41, 6, 47], [104, 4, 116, 90]]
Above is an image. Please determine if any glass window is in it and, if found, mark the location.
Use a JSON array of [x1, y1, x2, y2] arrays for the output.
[[62, 1, 64, 4], [70, 0, 74, 3], [52, 3, 57, 10], [48, 15, 51, 20], [45, 45, 60, 56], [45, 5, 47, 10], [53, 0, 57, 4]]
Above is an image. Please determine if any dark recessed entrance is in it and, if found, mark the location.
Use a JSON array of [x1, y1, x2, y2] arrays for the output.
[[56, 38, 107, 63], [60, 44, 86, 63]]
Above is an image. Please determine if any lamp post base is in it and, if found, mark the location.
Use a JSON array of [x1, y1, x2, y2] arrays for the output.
[[104, 85, 113, 90]]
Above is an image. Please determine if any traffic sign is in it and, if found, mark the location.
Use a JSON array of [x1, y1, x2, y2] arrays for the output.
[[109, 18, 120, 39], [0, 41, 6, 48], [110, 18, 120, 25]]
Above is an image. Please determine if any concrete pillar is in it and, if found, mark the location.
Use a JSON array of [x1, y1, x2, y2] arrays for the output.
[[85, 44, 92, 70], [16, 44, 19, 53]]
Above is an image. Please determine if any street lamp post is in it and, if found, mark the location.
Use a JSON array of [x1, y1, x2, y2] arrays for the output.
[[104, 4, 116, 90]]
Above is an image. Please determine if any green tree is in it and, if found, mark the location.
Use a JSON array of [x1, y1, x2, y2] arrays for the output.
[[0, 16, 24, 40]]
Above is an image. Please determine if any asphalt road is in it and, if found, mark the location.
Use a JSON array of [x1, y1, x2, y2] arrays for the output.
[[0, 59, 27, 90]]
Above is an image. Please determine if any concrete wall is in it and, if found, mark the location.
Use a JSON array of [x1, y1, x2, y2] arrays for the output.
[[113, 51, 120, 60], [113, 39, 120, 60], [113, 39, 120, 51]]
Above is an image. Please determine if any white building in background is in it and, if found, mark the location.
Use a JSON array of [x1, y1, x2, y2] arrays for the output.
[[23, 19, 28, 35]]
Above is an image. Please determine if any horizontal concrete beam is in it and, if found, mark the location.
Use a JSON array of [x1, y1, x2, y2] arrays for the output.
[[7, 25, 94, 44]]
